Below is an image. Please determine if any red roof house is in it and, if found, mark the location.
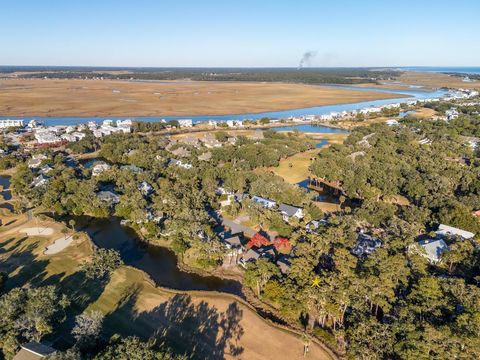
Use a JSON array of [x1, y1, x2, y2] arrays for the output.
[[273, 237, 292, 254], [247, 233, 271, 249]]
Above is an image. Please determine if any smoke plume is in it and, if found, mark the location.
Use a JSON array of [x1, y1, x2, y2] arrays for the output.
[[298, 50, 317, 69]]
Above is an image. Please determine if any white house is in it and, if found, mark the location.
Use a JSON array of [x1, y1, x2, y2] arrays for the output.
[[92, 162, 111, 176], [0, 119, 24, 128], [251, 196, 276, 209], [30, 175, 49, 188], [177, 119, 193, 128], [278, 203, 304, 222], [28, 154, 47, 169], [435, 224, 475, 240], [34, 131, 60, 144], [385, 119, 399, 126]]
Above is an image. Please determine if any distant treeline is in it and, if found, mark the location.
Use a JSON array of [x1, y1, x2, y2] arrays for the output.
[[10, 67, 402, 85]]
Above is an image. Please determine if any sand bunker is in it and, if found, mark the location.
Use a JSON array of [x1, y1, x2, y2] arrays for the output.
[[44, 235, 74, 255], [20, 227, 54, 236]]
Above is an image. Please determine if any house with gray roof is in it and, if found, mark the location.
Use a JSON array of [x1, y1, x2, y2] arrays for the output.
[[417, 239, 449, 263], [96, 190, 120, 205], [30, 175, 49, 188], [279, 203, 304, 222], [240, 248, 262, 267], [13, 342, 56, 360]]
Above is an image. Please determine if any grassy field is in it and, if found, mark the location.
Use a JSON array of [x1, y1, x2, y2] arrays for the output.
[[0, 211, 335, 359], [267, 149, 320, 185], [357, 71, 480, 90], [265, 133, 347, 213], [0, 78, 405, 118]]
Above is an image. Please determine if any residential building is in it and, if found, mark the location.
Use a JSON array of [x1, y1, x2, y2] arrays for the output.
[[240, 248, 262, 267], [138, 181, 154, 196], [96, 190, 120, 204], [30, 175, 49, 188], [169, 159, 193, 169], [251, 196, 276, 209], [178, 119, 193, 128], [13, 342, 56, 360], [71, 132, 86, 140], [61, 133, 77, 142], [351, 233, 382, 257], [28, 154, 47, 169], [120, 164, 143, 173], [385, 119, 399, 126], [0, 119, 24, 128], [35, 131, 61, 144], [198, 151, 212, 161], [279, 203, 304, 222], [435, 224, 475, 240], [223, 234, 243, 249], [417, 239, 449, 263], [171, 147, 191, 158], [92, 162, 111, 176]]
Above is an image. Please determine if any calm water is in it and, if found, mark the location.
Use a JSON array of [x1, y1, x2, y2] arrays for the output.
[[0, 175, 12, 201], [76, 216, 243, 296], [271, 124, 348, 134], [0, 86, 452, 126], [401, 66, 480, 75]]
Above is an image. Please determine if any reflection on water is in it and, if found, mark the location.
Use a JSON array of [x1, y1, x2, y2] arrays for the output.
[[75, 216, 243, 296]]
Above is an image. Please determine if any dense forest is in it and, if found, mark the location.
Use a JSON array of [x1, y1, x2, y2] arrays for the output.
[[8, 67, 401, 85]]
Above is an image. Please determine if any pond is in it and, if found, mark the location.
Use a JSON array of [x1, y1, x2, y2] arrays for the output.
[[271, 124, 349, 134], [74, 216, 244, 296], [0, 175, 12, 201]]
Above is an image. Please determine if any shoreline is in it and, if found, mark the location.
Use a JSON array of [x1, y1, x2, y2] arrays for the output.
[[85, 230, 341, 360]]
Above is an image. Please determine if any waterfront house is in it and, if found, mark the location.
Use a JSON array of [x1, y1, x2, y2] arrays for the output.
[[251, 196, 276, 209], [240, 248, 262, 267], [279, 203, 304, 222], [96, 190, 120, 205], [178, 119, 193, 128], [0, 119, 24, 128], [61, 133, 77, 142], [223, 234, 244, 250]]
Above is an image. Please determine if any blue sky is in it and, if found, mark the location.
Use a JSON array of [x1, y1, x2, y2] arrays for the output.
[[1, 0, 479, 67]]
